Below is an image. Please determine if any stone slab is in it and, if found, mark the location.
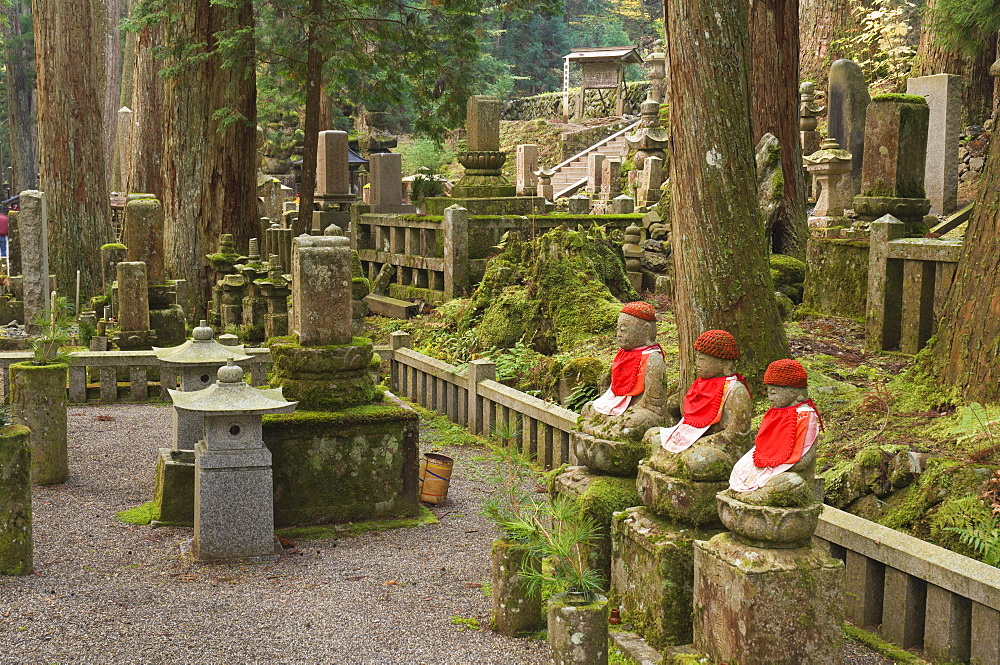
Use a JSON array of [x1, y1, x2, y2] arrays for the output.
[[153, 448, 195, 526], [364, 294, 418, 319], [693, 533, 844, 665], [570, 430, 647, 476], [906, 74, 962, 215]]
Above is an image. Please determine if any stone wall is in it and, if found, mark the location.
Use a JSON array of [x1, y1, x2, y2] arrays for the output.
[[959, 123, 990, 186], [802, 238, 869, 321], [501, 82, 652, 122]]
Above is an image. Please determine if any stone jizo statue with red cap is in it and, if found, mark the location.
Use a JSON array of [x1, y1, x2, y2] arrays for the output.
[[643, 329, 753, 482], [727, 358, 822, 508], [580, 301, 667, 442]]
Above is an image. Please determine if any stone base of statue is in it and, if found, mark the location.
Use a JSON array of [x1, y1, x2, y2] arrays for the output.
[[852, 196, 932, 236], [571, 431, 648, 476], [610, 506, 723, 649], [269, 338, 381, 411], [636, 462, 726, 527], [113, 329, 157, 351], [552, 466, 638, 587], [152, 448, 195, 526], [693, 532, 844, 665], [149, 305, 187, 348], [717, 491, 821, 549]]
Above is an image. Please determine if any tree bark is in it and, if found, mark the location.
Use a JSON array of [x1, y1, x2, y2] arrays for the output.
[[750, 0, 808, 259], [799, 0, 853, 92], [159, 0, 257, 318], [95, 0, 122, 187], [925, 96, 1000, 403], [668, 0, 791, 392], [3, 0, 38, 194], [297, 0, 322, 237], [128, 20, 164, 197], [33, 0, 110, 298], [914, 0, 996, 126]]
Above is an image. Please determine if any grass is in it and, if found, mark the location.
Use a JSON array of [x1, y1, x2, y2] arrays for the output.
[[449, 615, 482, 632], [114, 501, 157, 525]]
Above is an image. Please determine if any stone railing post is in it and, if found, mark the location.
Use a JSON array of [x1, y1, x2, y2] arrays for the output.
[[866, 214, 907, 352], [467, 358, 496, 436], [389, 330, 411, 393], [443, 205, 469, 299]]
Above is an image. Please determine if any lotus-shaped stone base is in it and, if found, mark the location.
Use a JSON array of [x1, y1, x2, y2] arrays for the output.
[[717, 491, 821, 549]]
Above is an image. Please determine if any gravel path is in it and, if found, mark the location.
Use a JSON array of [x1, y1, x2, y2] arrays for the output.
[[0, 403, 898, 664]]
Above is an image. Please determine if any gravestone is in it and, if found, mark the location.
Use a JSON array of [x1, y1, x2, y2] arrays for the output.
[[636, 156, 664, 209], [906, 74, 962, 215], [466, 94, 500, 152], [312, 130, 357, 229], [113, 262, 156, 350], [601, 159, 622, 200], [515, 144, 539, 196], [587, 153, 606, 195], [19, 191, 48, 334], [291, 235, 353, 347], [827, 60, 870, 202], [368, 152, 415, 214]]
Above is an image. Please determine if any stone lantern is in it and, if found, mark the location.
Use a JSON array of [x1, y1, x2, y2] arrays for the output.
[[155, 320, 252, 451], [645, 45, 667, 104], [169, 360, 296, 562], [804, 138, 853, 225], [624, 98, 669, 169]]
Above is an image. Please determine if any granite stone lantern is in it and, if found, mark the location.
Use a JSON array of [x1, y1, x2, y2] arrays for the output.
[[151, 321, 251, 525], [170, 360, 296, 562]]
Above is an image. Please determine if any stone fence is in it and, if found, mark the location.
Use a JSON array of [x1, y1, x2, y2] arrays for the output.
[[0, 348, 272, 404], [388, 332, 999, 663], [866, 217, 961, 353], [353, 209, 640, 303]]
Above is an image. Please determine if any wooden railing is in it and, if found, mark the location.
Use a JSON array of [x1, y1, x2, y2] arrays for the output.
[[0, 348, 272, 404], [867, 215, 961, 354], [389, 333, 1000, 663]]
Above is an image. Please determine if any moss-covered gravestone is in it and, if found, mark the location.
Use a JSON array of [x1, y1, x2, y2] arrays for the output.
[[264, 229, 419, 527], [0, 424, 32, 575], [490, 539, 543, 635], [11, 361, 69, 485]]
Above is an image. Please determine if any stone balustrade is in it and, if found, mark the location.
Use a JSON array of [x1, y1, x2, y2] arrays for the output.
[[0, 348, 271, 404]]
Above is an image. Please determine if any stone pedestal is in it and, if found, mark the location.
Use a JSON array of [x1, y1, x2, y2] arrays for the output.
[[490, 539, 543, 635], [693, 532, 845, 665], [152, 448, 195, 525], [611, 507, 723, 648], [547, 593, 609, 665], [0, 424, 32, 575], [452, 96, 516, 199], [570, 431, 647, 476], [10, 362, 68, 485], [636, 462, 726, 527], [515, 144, 539, 197]]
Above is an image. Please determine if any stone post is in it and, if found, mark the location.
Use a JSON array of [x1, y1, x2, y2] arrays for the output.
[[535, 169, 554, 201], [442, 205, 468, 299], [7, 210, 19, 277], [101, 243, 126, 293], [11, 362, 68, 485], [466, 358, 496, 436], [587, 153, 606, 194], [115, 106, 133, 192], [906, 74, 962, 215], [611, 194, 635, 214], [637, 156, 664, 208], [389, 330, 411, 395], [865, 214, 907, 352], [291, 234, 352, 346], [568, 194, 591, 215], [124, 196, 165, 284], [19, 191, 48, 334], [515, 145, 539, 196], [0, 424, 32, 575], [114, 262, 156, 350], [601, 159, 622, 200], [312, 130, 354, 232], [827, 60, 871, 202]]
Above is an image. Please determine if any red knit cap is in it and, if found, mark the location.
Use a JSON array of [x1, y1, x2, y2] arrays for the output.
[[694, 329, 739, 360], [621, 301, 656, 322], [763, 359, 808, 388]]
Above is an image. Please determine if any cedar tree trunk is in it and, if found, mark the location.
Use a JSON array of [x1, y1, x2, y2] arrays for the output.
[[799, 0, 853, 91], [297, 0, 322, 237], [158, 0, 257, 318], [128, 21, 164, 196], [33, 0, 110, 298], [3, 0, 38, 193], [750, 0, 808, 259], [668, 0, 791, 391]]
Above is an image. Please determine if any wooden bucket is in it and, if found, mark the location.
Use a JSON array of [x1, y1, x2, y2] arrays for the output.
[[418, 452, 454, 504]]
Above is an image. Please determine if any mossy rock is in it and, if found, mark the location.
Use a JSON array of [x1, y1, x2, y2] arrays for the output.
[[476, 286, 539, 349], [770, 254, 806, 288]]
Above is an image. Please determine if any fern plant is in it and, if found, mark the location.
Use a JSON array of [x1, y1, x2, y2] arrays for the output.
[[945, 517, 1000, 567], [565, 383, 600, 412]]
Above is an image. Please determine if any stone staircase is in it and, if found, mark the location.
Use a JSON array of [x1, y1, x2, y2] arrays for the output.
[[549, 120, 640, 199]]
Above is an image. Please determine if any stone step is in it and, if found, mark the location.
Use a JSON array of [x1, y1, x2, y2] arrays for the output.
[[365, 294, 419, 319]]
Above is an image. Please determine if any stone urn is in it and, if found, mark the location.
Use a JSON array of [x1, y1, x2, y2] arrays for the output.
[[490, 539, 543, 635], [10, 361, 69, 485], [547, 592, 609, 665], [0, 423, 32, 575]]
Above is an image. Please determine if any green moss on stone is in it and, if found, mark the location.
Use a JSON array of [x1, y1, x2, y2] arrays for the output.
[[843, 625, 927, 664], [575, 476, 640, 527], [263, 403, 418, 433], [276, 505, 437, 540], [100, 243, 127, 251], [862, 180, 895, 198], [770, 254, 806, 287], [115, 501, 158, 525], [870, 93, 927, 105]]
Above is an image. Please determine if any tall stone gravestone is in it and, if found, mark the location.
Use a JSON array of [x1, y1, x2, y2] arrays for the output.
[[515, 144, 539, 196], [852, 95, 932, 235], [312, 130, 357, 229], [906, 74, 962, 215], [368, 152, 415, 215], [114, 262, 157, 350], [19, 191, 47, 334], [827, 60, 870, 203]]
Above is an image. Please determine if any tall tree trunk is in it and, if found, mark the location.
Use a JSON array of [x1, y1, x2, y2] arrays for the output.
[[799, 0, 853, 92], [750, 0, 808, 259], [94, 0, 122, 187], [297, 0, 322, 237], [159, 0, 256, 319], [33, 0, 110, 298], [924, 89, 1000, 403], [668, 0, 791, 391], [128, 21, 164, 196], [3, 0, 38, 194], [914, 0, 996, 126]]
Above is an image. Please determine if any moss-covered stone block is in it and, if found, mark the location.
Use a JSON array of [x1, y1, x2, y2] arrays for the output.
[[611, 506, 722, 649], [491, 539, 544, 635], [11, 362, 68, 485], [0, 425, 32, 575], [149, 304, 187, 348], [152, 448, 195, 526], [571, 431, 649, 476], [802, 237, 869, 320], [269, 339, 381, 410], [693, 533, 844, 664], [547, 593, 609, 665], [263, 402, 420, 527], [553, 467, 640, 587]]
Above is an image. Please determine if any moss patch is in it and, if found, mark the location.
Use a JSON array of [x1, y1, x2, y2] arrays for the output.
[[843, 625, 928, 664], [115, 501, 158, 525], [276, 505, 437, 540], [870, 93, 927, 105]]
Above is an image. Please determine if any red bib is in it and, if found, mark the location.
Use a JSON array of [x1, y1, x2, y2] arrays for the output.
[[753, 400, 821, 468], [681, 377, 728, 428], [609, 344, 662, 397]]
